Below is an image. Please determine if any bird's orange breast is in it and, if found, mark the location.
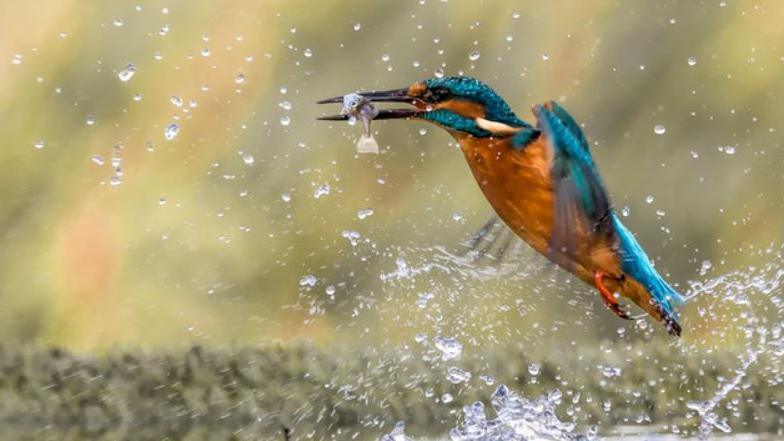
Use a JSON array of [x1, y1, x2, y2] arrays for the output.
[[456, 134, 620, 285], [458, 135, 555, 256]]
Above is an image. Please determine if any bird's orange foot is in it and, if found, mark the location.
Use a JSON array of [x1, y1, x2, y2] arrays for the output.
[[593, 271, 633, 320]]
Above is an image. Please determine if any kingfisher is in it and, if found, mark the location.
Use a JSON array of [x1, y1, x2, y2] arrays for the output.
[[318, 76, 686, 336]]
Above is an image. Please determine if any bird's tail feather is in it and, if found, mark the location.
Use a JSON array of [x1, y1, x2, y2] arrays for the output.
[[620, 275, 682, 336], [612, 215, 686, 336]]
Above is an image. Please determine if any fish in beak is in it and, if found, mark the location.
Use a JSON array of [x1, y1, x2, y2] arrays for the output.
[[316, 88, 422, 121]]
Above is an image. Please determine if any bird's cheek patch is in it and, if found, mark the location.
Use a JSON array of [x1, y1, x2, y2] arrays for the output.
[[407, 82, 427, 97]]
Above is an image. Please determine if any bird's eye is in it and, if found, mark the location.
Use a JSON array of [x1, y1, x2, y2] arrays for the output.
[[424, 87, 451, 102]]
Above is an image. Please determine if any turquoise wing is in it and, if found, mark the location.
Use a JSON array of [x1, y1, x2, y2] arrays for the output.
[[533, 101, 614, 265], [534, 101, 685, 334]]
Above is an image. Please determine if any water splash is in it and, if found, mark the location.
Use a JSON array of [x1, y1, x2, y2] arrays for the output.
[[448, 386, 595, 441], [434, 336, 463, 360], [684, 253, 783, 439], [445, 366, 471, 384], [380, 421, 413, 441]]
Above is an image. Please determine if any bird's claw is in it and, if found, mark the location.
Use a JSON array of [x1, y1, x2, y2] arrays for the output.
[[594, 271, 634, 320]]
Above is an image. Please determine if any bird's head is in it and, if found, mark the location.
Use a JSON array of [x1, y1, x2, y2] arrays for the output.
[[318, 76, 530, 138]]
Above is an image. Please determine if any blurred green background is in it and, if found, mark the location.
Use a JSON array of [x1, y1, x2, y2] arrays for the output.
[[1, 0, 782, 351]]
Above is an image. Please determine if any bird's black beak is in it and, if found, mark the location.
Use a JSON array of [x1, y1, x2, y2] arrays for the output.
[[317, 88, 422, 121]]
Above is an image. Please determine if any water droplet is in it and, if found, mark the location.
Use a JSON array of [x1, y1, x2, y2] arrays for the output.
[[468, 50, 481, 61], [688, 56, 697, 66], [118, 63, 136, 81], [11, 53, 23, 65], [279, 86, 288, 94], [280, 193, 291, 202], [381, 53, 390, 62], [419, 128, 427, 136], [446, 366, 472, 384], [353, 23, 362, 31], [599, 365, 622, 378], [91, 154, 105, 165], [541, 53, 550, 61], [85, 115, 96, 126], [654, 124, 666, 135], [621, 206, 631, 217], [279, 101, 292, 110], [341, 230, 360, 246], [480, 374, 495, 385], [441, 393, 454, 404], [159, 24, 170, 36], [299, 274, 317, 287], [357, 208, 374, 220], [414, 333, 427, 343], [415, 292, 434, 309], [133, 93, 142, 101], [164, 123, 179, 140], [200, 48, 211, 57], [112, 18, 124, 27], [235, 73, 245, 84], [170, 96, 183, 107], [303, 48, 313, 58], [645, 195, 654, 204], [512, 11, 521, 19], [109, 176, 122, 186], [241, 152, 255, 166], [724, 145, 736, 155], [656, 209, 666, 217], [153, 51, 163, 61], [434, 67, 444, 78], [280, 115, 291, 126], [33, 140, 45, 149], [506, 35, 514, 42], [528, 363, 541, 376], [313, 183, 330, 199], [158, 197, 167, 206], [434, 336, 463, 360], [111, 146, 122, 167]]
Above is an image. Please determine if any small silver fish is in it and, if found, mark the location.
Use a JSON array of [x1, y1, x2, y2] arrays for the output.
[[341, 93, 380, 154]]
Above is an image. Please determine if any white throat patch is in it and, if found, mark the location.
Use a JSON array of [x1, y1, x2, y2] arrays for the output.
[[475, 117, 519, 136]]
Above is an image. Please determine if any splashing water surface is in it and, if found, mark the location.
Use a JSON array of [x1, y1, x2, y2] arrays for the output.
[[366, 241, 784, 440]]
